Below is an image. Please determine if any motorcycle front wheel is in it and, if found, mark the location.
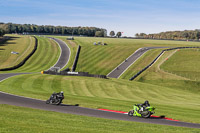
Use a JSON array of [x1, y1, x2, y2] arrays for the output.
[[141, 111, 151, 118], [55, 99, 61, 105]]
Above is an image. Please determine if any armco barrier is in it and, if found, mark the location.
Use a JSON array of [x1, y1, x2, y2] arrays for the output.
[[72, 45, 81, 72], [0, 36, 38, 71], [43, 70, 107, 79], [129, 47, 200, 80]]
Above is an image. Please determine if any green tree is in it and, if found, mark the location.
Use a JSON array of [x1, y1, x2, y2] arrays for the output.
[[116, 32, 121, 38], [95, 31, 104, 37], [0, 28, 4, 36], [135, 33, 139, 37], [110, 31, 115, 37]]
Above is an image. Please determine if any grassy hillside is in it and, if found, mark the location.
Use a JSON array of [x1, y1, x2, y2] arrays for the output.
[[132, 48, 200, 95], [161, 48, 200, 81], [120, 49, 163, 79], [0, 74, 199, 123], [0, 35, 35, 69], [0, 36, 60, 73], [1, 104, 199, 133], [72, 37, 200, 75]]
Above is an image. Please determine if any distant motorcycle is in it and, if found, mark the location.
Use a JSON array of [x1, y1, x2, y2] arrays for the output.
[[46, 91, 64, 105], [128, 104, 155, 118]]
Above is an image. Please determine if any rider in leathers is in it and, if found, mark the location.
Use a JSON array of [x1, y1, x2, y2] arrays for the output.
[[137, 100, 150, 112]]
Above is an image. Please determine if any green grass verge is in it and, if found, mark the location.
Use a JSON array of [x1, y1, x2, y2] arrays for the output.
[[1, 104, 199, 133], [161, 48, 200, 81], [72, 37, 200, 75], [131, 49, 200, 103], [0, 74, 199, 123], [120, 49, 163, 79], [0, 36, 60, 73], [0, 35, 35, 69]]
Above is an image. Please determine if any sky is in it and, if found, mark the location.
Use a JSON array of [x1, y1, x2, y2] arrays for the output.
[[0, 0, 200, 36]]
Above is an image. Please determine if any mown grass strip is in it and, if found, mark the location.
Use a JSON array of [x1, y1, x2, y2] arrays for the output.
[[71, 37, 200, 75], [0, 35, 35, 69], [161, 48, 200, 81], [1, 104, 199, 133], [120, 49, 163, 79], [0, 36, 60, 73], [0, 74, 199, 123]]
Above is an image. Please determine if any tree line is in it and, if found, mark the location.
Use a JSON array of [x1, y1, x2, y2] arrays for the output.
[[109, 31, 122, 38], [0, 23, 5, 36], [0, 22, 107, 37], [135, 30, 200, 40]]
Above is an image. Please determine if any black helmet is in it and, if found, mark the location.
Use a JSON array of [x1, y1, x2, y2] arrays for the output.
[[145, 100, 149, 104]]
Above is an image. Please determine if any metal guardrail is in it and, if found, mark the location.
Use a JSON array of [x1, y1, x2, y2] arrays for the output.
[[129, 47, 200, 80]]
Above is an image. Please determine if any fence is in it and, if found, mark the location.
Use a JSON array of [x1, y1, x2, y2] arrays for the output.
[[129, 47, 200, 80], [43, 70, 107, 79]]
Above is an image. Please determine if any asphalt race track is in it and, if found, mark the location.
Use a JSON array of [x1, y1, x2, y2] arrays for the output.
[[49, 37, 71, 69], [107, 47, 168, 78], [0, 91, 199, 128], [0, 38, 199, 129]]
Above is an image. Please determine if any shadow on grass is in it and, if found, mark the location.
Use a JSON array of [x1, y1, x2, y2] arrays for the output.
[[0, 36, 20, 46]]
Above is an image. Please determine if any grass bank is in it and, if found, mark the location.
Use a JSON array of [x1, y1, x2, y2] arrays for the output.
[[0, 36, 60, 73], [0, 74, 199, 123], [1, 104, 198, 133], [72, 37, 200, 75], [161, 48, 200, 81], [0, 35, 35, 69]]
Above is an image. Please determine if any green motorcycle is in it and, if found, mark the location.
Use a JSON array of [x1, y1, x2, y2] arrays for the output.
[[128, 104, 155, 118]]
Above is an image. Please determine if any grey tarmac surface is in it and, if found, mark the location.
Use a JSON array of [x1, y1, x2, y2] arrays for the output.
[[0, 41, 199, 129], [0, 91, 200, 129], [0, 73, 31, 82], [49, 37, 70, 69], [107, 47, 168, 78]]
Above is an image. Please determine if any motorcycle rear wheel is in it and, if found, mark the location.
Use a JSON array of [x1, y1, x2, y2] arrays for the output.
[[128, 110, 134, 116], [46, 100, 50, 104]]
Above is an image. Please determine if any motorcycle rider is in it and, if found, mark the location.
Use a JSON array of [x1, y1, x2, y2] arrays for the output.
[[58, 91, 64, 99], [137, 100, 150, 112], [51, 91, 64, 101]]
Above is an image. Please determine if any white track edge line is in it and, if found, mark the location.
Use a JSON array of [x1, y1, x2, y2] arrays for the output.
[[55, 38, 71, 70], [47, 38, 62, 70]]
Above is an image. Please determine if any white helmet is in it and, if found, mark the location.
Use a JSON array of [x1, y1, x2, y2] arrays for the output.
[[60, 91, 64, 94]]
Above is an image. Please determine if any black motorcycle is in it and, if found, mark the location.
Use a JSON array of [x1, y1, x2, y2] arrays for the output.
[[46, 92, 64, 105]]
